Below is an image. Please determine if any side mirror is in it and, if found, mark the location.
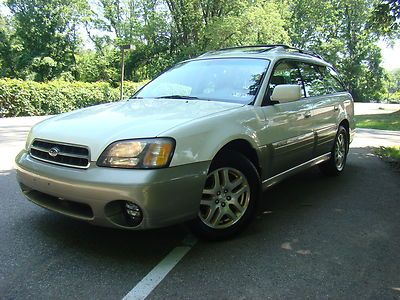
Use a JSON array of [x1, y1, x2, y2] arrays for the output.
[[270, 84, 301, 103]]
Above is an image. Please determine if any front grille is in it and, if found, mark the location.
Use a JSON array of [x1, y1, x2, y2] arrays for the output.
[[30, 139, 90, 169]]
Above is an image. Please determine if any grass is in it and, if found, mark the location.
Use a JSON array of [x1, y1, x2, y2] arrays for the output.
[[375, 146, 400, 161], [375, 146, 400, 172], [355, 110, 400, 131]]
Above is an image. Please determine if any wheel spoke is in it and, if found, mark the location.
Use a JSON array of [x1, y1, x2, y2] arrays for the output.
[[226, 207, 237, 221], [212, 209, 224, 225], [230, 177, 243, 190], [231, 199, 244, 213], [233, 185, 248, 198], [205, 205, 218, 223], [221, 169, 231, 187], [213, 171, 221, 190], [200, 199, 212, 206], [202, 188, 215, 195]]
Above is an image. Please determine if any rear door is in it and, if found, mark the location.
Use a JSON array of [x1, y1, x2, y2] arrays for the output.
[[298, 63, 346, 156]]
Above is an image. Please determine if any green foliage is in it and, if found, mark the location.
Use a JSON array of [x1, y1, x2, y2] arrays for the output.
[[75, 48, 120, 83], [5, 0, 90, 81], [202, 1, 290, 49], [0, 0, 397, 106], [0, 13, 16, 78], [90, 0, 290, 81], [370, 0, 400, 38], [0, 78, 146, 117], [388, 91, 400, 102], [375, 146, 400, 160], [383, 69, 400, 101], [289, 0, 387, 102]]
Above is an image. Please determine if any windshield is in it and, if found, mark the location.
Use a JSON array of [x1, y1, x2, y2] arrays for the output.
[[134, 58, 270, 104]]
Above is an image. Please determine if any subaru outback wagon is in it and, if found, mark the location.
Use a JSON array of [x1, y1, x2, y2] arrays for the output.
[[16, 45, 355, 239]]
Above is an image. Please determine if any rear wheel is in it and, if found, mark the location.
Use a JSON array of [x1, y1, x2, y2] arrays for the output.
[[319, 126, 349, 176], [190, 151, 260, 240]]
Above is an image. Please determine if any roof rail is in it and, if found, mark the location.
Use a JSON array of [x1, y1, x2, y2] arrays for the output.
[[217, 44, 288, 51], [277, 45, 324, 60], [205, 44, 324, 60]]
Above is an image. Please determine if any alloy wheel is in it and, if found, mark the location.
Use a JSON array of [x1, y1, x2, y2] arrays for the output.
[[334, 132, 346, 171], [199, 167, 250, 229]]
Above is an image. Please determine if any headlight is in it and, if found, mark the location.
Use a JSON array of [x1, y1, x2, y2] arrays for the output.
[[97, 138, 175, 169]]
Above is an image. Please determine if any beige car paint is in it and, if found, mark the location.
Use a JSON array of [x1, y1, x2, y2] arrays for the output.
[[15, 48, 355, 230]]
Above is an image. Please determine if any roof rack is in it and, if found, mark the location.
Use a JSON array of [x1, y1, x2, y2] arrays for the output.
[[217, 44, 287, 51], [205, 44, 324, 60], [278, 45, 324, 60]]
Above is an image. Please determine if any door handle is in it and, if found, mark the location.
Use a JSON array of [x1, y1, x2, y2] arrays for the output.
[[304, 111, 312, 118], [334, 105, 339, 111]]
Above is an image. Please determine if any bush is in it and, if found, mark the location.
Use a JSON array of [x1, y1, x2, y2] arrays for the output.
[[0, 78, 147, 117], [387, 91, 400, 104]]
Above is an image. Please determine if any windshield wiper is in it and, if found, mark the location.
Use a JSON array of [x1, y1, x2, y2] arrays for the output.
[[155, 95, 199, 100]]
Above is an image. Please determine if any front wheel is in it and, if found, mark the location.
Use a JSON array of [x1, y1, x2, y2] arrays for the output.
[[189, 151, 260, 240], [319, 126, 349, 176]]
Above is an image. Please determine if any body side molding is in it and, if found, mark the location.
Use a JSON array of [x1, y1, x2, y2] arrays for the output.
[[262, 153, 331, 190]]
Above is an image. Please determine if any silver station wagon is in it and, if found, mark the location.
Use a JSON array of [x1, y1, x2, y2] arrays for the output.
[[16, 45, 355, 239]]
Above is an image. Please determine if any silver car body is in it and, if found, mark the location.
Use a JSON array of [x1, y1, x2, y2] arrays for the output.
[[15, 48, 355, 229]]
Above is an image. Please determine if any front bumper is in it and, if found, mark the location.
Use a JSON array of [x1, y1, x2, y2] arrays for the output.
[[15, 151, 210, 229]]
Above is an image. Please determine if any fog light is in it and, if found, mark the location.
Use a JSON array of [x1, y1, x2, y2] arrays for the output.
[[125, 201, 143, 226]]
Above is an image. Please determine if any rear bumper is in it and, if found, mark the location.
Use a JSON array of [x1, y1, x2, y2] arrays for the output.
[[15, 150, 210, 229]]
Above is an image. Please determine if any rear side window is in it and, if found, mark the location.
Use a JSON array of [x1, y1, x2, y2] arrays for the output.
[[318, 66, 346, 93], [299, 63, 346, 97]]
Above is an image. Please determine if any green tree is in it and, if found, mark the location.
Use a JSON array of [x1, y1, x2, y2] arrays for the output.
[[0, 13, 17, 77], [202, 1, 289, 49], [165, 0, 289, 54], [75, 47, 119, 83], [89, 0, 290, 80], [370, 0, 400, 38], [6, 0, 90, 81], [385, 68, 400, 93], [289, 0, 386, 102], [86, 0, 172, 81]]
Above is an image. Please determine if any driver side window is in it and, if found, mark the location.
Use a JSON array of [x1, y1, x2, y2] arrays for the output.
[[265, 61, 305, 105]]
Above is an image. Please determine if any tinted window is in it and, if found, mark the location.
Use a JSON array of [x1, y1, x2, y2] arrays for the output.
[[135, 58, 270, 104], [298, 63, 326, 97], [268, 61, 305, 99], [319, 66, 346, 93]]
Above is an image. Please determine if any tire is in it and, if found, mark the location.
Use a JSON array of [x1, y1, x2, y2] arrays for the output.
[[319, 125, 349, 176], [189, 150, 261, 240]]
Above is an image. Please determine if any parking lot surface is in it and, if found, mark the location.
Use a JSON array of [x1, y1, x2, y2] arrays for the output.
[[1, 115, 399, 299]]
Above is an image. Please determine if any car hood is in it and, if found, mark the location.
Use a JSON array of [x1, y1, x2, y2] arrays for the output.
[[30, 99, 243, 160]]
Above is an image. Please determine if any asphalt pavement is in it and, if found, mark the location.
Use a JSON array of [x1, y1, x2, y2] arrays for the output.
[[0, 116, 399, 299]]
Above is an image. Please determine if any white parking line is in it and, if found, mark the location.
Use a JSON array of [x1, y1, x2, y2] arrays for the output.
[[122, 235, 198, 300]]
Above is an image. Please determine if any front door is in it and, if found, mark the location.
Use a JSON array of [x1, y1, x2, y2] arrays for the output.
[[258, 60, 315, 179]]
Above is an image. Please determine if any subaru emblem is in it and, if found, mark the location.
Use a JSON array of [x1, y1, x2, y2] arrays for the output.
[[48, 147, 60, 157]]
